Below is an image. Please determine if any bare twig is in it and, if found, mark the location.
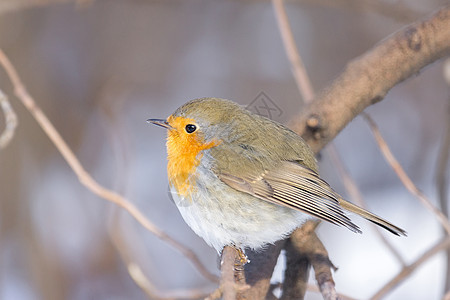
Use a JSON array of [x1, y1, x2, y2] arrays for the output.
[[363, 113, 450, 236], [0, 89, 17, 149], [272, 0, 315, 103], [327, 146, 406, 266], [0, 48, 219, 284], [292, 5, 450, 153], [371, 236, 450, 300]]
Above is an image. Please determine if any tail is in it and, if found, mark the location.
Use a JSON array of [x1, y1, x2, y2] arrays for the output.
[[339, 199, 407, 236]]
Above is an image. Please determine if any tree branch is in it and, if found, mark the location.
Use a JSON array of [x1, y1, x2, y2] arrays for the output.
[[282, 220, 338, 299], [290, 4, 450, 153], [239, 241, 285, 299]]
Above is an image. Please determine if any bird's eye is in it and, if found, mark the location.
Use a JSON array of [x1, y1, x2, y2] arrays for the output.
[[185, 124, 197, 133]]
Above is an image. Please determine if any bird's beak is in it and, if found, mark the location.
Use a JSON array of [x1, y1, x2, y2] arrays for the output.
[[146, 118, 173, 130]]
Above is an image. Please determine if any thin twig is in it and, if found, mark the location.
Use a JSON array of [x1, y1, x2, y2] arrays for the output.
[[363, 112, 450, 236], [0, 89, 18, 149], [0, 48, 219, 284], [272, 0, 315, 104], [371, 236, 450, 300], [327, 145, 406, 266]]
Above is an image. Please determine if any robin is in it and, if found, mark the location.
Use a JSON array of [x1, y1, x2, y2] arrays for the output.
[[148, 98, 406, 254]]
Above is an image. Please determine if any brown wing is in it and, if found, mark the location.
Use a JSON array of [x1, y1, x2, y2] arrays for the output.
[[219, 160, 362, 233]]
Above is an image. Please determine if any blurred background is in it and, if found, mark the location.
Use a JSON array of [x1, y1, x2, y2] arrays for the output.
[[0, 0, 449, 299]]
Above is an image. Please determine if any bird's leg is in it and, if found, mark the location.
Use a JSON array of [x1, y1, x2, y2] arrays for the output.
[[234, 247, 248, 285], [235, 247, 250, 266]]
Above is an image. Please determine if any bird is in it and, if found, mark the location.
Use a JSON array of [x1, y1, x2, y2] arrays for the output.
[[147, 97, 406, 254]]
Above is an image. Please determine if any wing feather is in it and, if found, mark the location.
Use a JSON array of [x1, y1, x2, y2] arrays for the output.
[[219, 160, 361, 233]]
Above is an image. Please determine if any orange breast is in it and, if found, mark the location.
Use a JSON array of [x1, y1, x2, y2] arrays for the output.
[[166, 116, 219, 199]]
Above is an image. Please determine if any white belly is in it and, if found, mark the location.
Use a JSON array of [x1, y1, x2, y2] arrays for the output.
[[169, 169, 309, 253]]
